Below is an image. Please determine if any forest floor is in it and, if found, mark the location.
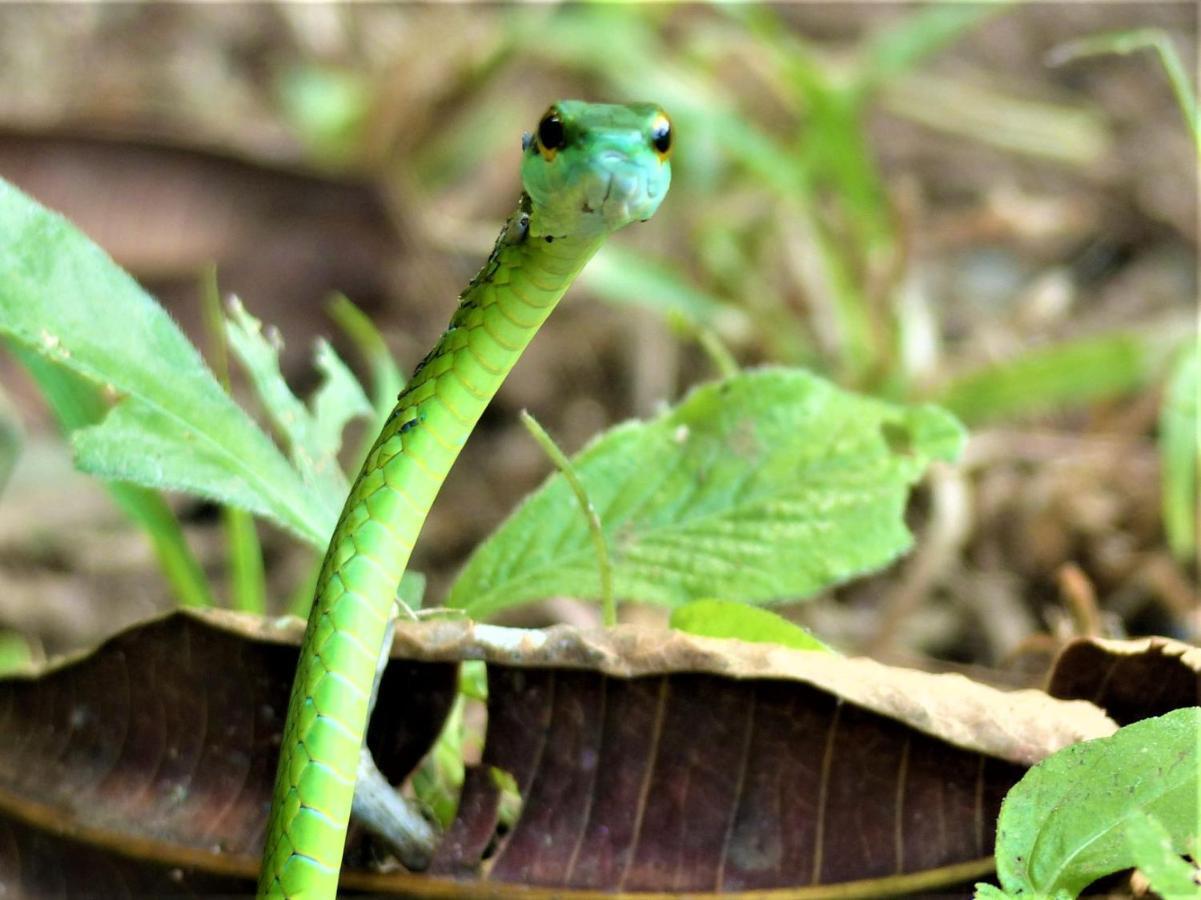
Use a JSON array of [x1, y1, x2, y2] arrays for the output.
[[0, 2, 1194, 682]]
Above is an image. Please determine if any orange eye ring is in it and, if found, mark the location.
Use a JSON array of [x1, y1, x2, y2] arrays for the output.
[[536, 107, 566, 161], [650, 110, 672, 160]]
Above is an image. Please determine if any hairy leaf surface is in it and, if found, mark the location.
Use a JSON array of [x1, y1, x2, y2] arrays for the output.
[[992, 707, 1200, 898], [225, 297, 370, 500], [0, 178, 332, 546], [449, 368, 964, 617]]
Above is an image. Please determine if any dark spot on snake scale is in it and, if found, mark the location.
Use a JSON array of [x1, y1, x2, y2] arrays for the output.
[[399, 415, 424, 435], [545, 235, 554, 243], [411, 346, 438, 379]]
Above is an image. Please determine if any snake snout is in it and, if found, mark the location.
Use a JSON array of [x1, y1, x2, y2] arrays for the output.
[[568, 143, 668, 231], [586, 161, 654, 226]]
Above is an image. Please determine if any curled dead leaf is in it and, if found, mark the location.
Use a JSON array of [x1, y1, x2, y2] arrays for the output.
[[1046, 635, 1201, 726], [0, 610, 1115, 896]]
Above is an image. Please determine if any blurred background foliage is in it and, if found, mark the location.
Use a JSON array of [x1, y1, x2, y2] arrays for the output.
[[0, 2, 1194, 674]]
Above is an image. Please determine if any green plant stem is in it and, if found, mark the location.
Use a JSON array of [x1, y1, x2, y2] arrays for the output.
[[666, 310, 740, 379], [1048, 29, 1200, 154], [201, 266, 267, 614], [1160, 343, 1199, 562], [222, 506, 266, 613], [0, 628, 36, 675], [0, 383, 21, 498], [518, 409, 615, 626], [122, 492, 215, 609], [696, 326, 741, 380], [285, 560, 320, 618]]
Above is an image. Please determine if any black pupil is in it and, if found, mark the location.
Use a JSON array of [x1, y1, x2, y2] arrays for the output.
[[538, 113, 565, 151], [651, 121, 671, 154]]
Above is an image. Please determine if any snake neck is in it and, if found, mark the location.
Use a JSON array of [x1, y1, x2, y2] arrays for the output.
[[262, 194, 608, 893], [309, 191, 608, 629], [359, 192, 606, 524]]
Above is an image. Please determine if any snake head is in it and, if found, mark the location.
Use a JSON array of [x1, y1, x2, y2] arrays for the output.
[[521, 100, 672, 238]]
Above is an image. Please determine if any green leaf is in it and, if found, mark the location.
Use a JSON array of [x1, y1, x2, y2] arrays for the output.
[[10, 343, 213, 608], [327, 293, 404, 430], [410, 692, 466, 829], [411, 659, 486, 829], [971, 886, 1009, 900], [398, 571, 427, 613], [448, 368, 965, 618], [0, 177, 332, 547], [670, 599, 835, 653], [1161, 343, 1199, 562], [934, 332, 1160, 425], [994, 707, 1200, 899], [224, 297, 371, 503], [310, 341, 372, 470], [974, 885, 1019, 900], [1124, 814, 1201, 899], [0, 630, 35, 676], [0, 380, 21, 499], [973, 886, 1070, 900]]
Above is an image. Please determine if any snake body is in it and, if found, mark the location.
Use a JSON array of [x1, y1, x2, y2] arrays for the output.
[[259, 101, 673, 896]]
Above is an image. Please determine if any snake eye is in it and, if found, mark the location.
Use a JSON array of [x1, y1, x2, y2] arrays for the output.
[[649, 112, 672, 159], [536, 108, 566, 159]]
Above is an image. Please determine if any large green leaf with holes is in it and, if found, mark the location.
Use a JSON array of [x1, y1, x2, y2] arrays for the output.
[[448, 367, 964, 617]]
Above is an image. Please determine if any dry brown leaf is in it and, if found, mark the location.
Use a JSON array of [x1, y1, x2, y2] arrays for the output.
[[1046, 635, 1201, 726], [0, 610, 1115, 896]]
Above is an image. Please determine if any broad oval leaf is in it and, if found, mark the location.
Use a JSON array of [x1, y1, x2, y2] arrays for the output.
[[0, 178, 333, 546], [448, 368, 965, 618], [992, 707, 1200, 898]]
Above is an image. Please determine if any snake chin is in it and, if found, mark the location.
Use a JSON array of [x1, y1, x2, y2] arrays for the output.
[[579, 170, 663, 230]]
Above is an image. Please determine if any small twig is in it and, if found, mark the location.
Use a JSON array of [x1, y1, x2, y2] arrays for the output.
[[353, 748, 437, 871], [664, 310, 740, 379], [350, 616, 438, 870], [518, 410, 616, 626], [1056, 562, 1102, 638]]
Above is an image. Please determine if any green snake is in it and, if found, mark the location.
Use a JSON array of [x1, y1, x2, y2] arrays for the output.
[[258, 101, 673, 896]]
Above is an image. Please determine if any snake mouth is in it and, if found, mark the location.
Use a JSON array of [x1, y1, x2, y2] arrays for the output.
[[582, 168, 659, 227]]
